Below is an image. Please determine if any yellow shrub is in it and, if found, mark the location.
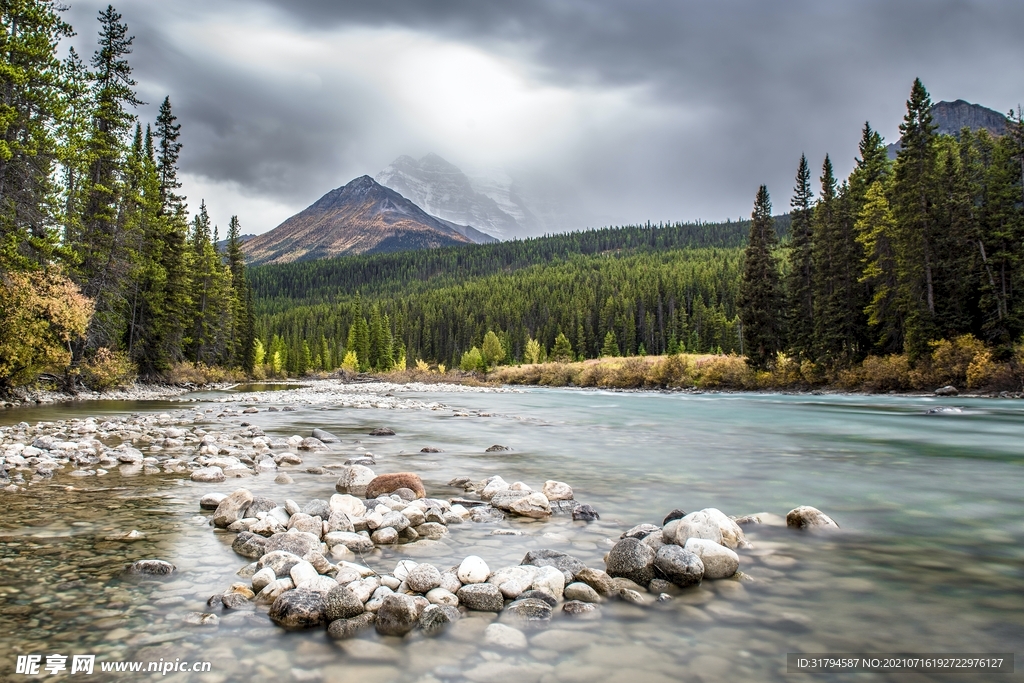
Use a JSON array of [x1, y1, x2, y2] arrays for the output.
[[646, 354, 693, 387], [858, 354, 912, 392], [81, 348, 137, 390], [966, 350, 997, 390], [924, 335, 987, 388], [692, 355, 754, 388]]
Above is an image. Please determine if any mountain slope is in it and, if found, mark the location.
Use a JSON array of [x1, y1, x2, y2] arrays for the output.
[[242, 176, 485, 265], [376, 154, 524, 239], [887, 100, 1008, 158]]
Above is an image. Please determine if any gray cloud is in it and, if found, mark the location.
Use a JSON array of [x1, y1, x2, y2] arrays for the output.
[[62, 0, 1024, 234]]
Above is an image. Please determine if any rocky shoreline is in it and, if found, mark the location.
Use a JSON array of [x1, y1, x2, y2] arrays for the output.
[[0, 382, 201, 409]]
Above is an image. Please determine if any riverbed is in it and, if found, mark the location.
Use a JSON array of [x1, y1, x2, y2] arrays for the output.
[[1, 383, 1022, 682]]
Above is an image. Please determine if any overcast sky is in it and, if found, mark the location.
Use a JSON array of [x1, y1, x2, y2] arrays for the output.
[[62, 0, 1024, 236]]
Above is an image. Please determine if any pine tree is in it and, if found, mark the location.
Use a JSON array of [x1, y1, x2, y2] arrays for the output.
[[784, 154, 815, 359], [481, 330, 504, 368], [154, 96, 183, 214], [346, 299, 370, 371], [600, 330, 620, 357], [891, 78, 939, 359], [551, 331, 574, 362], [857, 182, 902, 352], [738, 185, 783, 368], [226, 215, 254, 370]]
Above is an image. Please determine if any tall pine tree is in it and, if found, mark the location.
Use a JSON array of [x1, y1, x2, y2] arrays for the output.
[[784, 154, 815, 359], [738, 185, 783, 368]]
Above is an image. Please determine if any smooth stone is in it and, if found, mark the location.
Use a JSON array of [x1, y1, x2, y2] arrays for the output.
[[375, 593, 419, 636], [489, 489, 530, 511], [671, 510, 724, 546], [251, 567, 277, 593], [311, 428, 340, 443], [530, 565, 565, 601], [371, 527, 399, 544], [298, 575, 339, 594], [622, 523, 661, 540], [458, 555, 490, 584], [335, 465, 375, 493], [654, 545, 705, 587], [406, 564, 442, 593], [182, 612, 219, 627], [327, 612, 375, 639], [786, 505, 840, 529], [684, 538, 739, 579], [563, 582, 601, 603], [700, 507, 749, 549], [484, 622, 527, 649], [426, 587, 459, 607], [457, 583, 504, 612], [257, 550, 304, 578], [415, 522, 448, 540], [289, 560, 319, 586], [369, 427, 396, 436], [503, 598, 553, 624], [562, 600, 601, 618], [123, 560, 176, 576], [327, 510, 355, 533], [618, 588, 646, 606], [521, 549, 586, 583], [324, 585, 365, 621], [264, 530, 321, 557], [199, 492, 227, 509], [324, 531, 374, 553], [299, 437, 328, 451], [663, 509, 687, 525], [574, 567, 616, 597], [572, 504, 600, 521], [379, 510, 411, 532], [255, 578, 294, 605], [232, 531, 267, 559], [245, 496, 278, 518], [330, 494, 367, 518], [274, 473, 293, 484], [213, 488, 254, 528], [268, 589, 326, 629], [419, 604, 460, 636], [365, 472, 426, 499], [606, 537, 656, 586], [302, 498, 331, 520], [439, 571, 462, 594], [484, 444, 510, 452], [529, 628, 595, 651]]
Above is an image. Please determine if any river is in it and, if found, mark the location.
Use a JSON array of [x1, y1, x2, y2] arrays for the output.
[[1, 385, 1021, 682]]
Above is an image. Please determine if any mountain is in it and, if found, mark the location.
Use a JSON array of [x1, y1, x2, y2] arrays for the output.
[[242, 176, 491, 265], [887, 100, 1008, 158], [215, 233, 256, 251], [376, 154, 524, 239]]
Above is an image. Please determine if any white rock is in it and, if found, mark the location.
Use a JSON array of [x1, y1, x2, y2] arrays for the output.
[[426, 587, 459, 607], [251, 567, 276, 593], [191, 466, 224, 483], [457, 555, 490, 584], [509, 481, 533, 492], [684, 538, 739, 579], [671, 510, 724, 546], [394, 560, 418, 582], [484, 623, 527, 650], [701, 507, 749, 549], [480, 476, 509, 501], [509, 492, 552, 518], [542, 480, 574, 501], [289, 560, 319, 586], [330, 494, 366, 518], [530, 565, 565, 600]]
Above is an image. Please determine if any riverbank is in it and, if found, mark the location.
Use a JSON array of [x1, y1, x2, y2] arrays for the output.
[[0, 382, 203, 409]]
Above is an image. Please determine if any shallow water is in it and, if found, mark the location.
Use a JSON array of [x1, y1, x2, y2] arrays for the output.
[[1, 388, 1022, 682]]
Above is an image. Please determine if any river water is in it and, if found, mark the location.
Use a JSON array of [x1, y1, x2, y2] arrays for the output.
[[1, 387, 1021, 682]]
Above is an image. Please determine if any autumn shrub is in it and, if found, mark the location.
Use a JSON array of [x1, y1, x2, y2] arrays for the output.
[[919, 335, 987, 389], [538, 363, 578, 386], [81, 348, 137, 390], [692, 354, 754, 388], [164, 362, 245, 385], [646, 354, 693, 387], [857, 354, 912, 392], [602, 357, 649, 388]]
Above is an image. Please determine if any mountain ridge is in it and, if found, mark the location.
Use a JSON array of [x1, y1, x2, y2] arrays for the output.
[[886, 99, 1008, 158]]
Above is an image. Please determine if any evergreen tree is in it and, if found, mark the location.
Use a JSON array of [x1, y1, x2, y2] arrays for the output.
[[226, 215, 254, 370], [738, 185, 783, 368], [346, 299, 370, 371], [857, 182, 902, 351], [600, 330, 620, 357], [481, 330, 504, 368], [784, 154, 815, 359], [551, 332, 574, 362], [154, 96, 183, 214], [891, 78, 939, 359]]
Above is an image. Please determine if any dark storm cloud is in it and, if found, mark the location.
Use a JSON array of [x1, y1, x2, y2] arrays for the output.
[[61, 1, 1024, 232]]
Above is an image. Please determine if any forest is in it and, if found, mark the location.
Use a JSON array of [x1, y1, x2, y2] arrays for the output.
[[0, 2, 253, 393]]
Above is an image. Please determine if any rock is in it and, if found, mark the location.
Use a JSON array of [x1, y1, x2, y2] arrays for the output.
[[670, 510, 724, 546], [935, 385, 959, 396], [622, 523, 661, 540], [327, 612, 376, 639], [605, 537, 656, 586], [479, 476, 509, 500], [182, 612, 219, 627], [213, 488, 254, 528], [731, 512, 787, 526], [269, 589, 326, 629], [311, 428, 339, 443], [324, 585, 364, 621], [420, 446, 443, 453], [251, 567, 277, 593], [522, 549, 586, 583], [221, 592, 255, 610], [379, 510, 411, 532], [289, 560, 319, 586], [700, 507, 749, 549], [365, 472, 426, 499], [654, 545, 704, 587], [415, 522, 448, 540], [426, 587, 459, 607], [330, 494, 366, 518], [484, 623, 527, 649], [374, 594, 419, 636], [563, 582, 601, 603], [327, 510, 354, 533], [255, 578, 295, 605], [562, 600, 601, 618], [335, 465, 375, 493], [191, 466, 225, 483], [509, 492, 552, 518], [439, 571, 462, 594], [503, 597, 553, 624], [518, 590, 557, 607], [786, 505, 839, 530], [575, 567, 616, 597], [302, 498, 331, 520], [641, 531, 668, 553], [287, 513, 323, 537], [257, 550, 304, 578], [369, 427, 396, 436], [232, 531, 267, 559], [406, 564, 442, 593], [683, 538, 739, 579], [263, 530, 321, 557], [541, 480, 573, 501], [419, 604, 460, 636], [274, 473, 293, 484], [470, 506, 506, 523], [457, 583, 504, 611], [663, 509, 687, 525], [618, 588, 646, 606], [370, 527, 397, 544], [299, 437, 328, 451], [485, 444, 510, 452], [530, 565, 565, 600], [123, 559, 176, 576], [324, 531, 374, 553], [199, 492, 227, 509], [572, 504, 600, 521], [458, 555, 490, 584]]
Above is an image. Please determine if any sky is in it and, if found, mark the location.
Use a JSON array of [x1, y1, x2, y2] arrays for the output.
[[62, 0, 1024, 237]]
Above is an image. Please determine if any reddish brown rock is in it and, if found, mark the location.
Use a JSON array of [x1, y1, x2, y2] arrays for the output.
[[365, 472, 426, 499]]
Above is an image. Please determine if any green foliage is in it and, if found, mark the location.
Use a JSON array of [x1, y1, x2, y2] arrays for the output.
[[600, 330, 620, 357], [784, 154, 815, 359], [481, 330, 504, 368], [738, 185, 783, 368], [80, 346, 136, 390], [551, 332, 574, 362], [460, 346, 484, 372]]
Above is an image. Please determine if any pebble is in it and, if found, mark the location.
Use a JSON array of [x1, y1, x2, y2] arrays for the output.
[[458, 555, 490, 584]]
